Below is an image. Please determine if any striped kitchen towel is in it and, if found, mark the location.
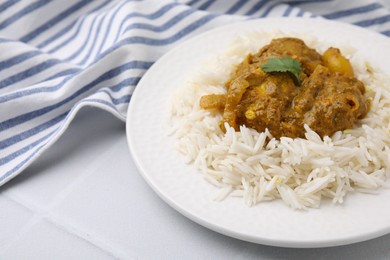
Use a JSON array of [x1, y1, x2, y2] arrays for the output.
[[1, 0, 390, 186]]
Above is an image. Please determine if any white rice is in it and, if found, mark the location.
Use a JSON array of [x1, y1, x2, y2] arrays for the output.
[[169, 31, 390, 209]]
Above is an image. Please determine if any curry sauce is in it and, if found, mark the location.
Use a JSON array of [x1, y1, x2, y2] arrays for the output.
[[199, 37, 369, 138]]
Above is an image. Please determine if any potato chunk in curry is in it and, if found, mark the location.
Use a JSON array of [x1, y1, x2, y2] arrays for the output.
[[200, 37, 369, 139]]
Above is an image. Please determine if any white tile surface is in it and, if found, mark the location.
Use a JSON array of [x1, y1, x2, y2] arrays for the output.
[[0, 219, 115, 260], [0, 196, 34, 249], [1, 108, 390, 259]]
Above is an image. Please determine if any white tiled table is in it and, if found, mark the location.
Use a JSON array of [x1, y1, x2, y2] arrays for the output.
[[1, 107, 390, 260]]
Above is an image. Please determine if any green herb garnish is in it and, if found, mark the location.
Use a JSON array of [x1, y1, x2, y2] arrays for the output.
[[260, 57, 302, 84]]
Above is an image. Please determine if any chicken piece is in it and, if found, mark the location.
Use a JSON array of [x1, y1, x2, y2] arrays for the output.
[[252, 37, 322, 75], [219, 56, 267, 131], [236, 73, 297, 138], [219, 77, 250, 131], [299, 65, 368, 137]]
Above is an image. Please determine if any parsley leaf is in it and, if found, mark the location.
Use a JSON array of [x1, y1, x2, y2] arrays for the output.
[[260, 57, 302, 84]]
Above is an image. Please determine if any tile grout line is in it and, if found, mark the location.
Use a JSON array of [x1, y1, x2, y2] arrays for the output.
[[46, 212, 134, 260], [1, 138, 133, 259], [0, 192, 44, 253], [3, 192, 132, 260]]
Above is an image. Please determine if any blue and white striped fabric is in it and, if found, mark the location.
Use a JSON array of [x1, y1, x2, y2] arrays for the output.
[[1, 0, 390, 186]]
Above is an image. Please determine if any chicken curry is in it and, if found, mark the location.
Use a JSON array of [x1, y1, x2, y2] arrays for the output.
[[199, 37, 369, 138]]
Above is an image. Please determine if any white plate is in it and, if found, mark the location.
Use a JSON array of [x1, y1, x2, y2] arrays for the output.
[[126, 18, 390, 248]]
